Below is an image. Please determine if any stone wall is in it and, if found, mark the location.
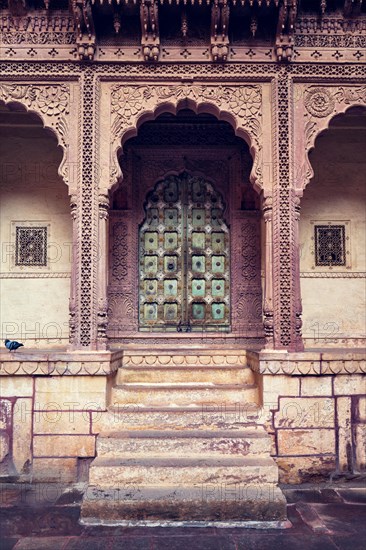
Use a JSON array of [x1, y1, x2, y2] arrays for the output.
[[1, 351, 365, 485], [0, 123, 72, 348], [0, 351, 121, 481], [249, 351, 366, 483]]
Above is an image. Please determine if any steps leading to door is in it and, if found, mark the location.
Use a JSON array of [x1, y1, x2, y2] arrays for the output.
[[81, 349, 287, 525]]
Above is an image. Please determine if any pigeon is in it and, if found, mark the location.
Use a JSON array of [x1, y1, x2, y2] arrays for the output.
[[4, 339, 24, 351]]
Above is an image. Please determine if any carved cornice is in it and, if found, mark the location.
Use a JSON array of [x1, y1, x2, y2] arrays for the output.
[[1, 61, 366, 80], [110, 83, 263, 191], [0, 82, 72, 186], [4, 2, 365, 63]]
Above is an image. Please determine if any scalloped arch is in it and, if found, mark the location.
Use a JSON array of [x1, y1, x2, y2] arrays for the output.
[[109, 89, 263, 195], [304, 102, 366, 191], [0, 96, 69, 189]]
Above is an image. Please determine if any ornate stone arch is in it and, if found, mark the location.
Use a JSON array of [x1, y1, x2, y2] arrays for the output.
[[108, 84, 264, 195], [0, 83, 74, 190], [293, 84, 366, 193]]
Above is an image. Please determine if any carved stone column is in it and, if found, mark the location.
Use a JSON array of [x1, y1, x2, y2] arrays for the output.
[[68, 194, 79, 348], [262, 196, 274, 349], [293, 191, 304, 350], [77, 68, 99, 350], [273, 68, 304, 352], [97, 192, 110, 350]]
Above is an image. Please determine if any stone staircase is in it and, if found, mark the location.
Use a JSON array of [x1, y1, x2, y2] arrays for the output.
[[81, 349, 287, 525]]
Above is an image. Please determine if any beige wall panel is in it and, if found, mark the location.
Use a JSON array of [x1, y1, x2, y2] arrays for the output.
[[300, 128, 366, 346], [1, 279, 71, 344], [0, 131, 72, 347]]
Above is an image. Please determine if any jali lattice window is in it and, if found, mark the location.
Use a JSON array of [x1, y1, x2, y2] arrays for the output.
[[314, 224, 346, 267], [15, 226, 48, 266]]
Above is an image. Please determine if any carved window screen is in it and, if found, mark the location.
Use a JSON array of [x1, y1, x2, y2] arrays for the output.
[[314, 224, 346, 267], [15, 226, 48, 267]]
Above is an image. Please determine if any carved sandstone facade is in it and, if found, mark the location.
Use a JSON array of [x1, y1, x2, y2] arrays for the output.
[[0, 0, 365, 521]]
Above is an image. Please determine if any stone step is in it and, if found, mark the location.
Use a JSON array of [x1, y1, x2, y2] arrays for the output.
[[88, 456, 279, 486], [92, 406, 265, 434], [81, 484, 288, 523], [117, 365, 255, 385], [96, 429, 271, 457], [111, 383, 259, 407]]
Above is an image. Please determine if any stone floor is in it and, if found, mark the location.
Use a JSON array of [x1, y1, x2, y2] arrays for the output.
[[0, 480, 365, 549]]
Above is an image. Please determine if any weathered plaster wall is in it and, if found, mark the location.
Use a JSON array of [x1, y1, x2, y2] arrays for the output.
[[300, 127, 366, 347], [0, 130, 72, 347]]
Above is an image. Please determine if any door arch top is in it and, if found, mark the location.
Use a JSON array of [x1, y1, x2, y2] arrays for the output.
[[108, 84, 264, 195]]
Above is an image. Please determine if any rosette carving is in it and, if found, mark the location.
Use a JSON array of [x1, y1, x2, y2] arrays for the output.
[[304, 87, 335, 118]]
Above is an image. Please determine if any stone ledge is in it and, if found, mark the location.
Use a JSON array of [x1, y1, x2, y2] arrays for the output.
[[248, 349, 366, 376], [0, 350, 123, 376]]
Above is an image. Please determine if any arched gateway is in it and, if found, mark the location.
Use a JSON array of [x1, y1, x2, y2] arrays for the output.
[[107, 110, 263, 345]]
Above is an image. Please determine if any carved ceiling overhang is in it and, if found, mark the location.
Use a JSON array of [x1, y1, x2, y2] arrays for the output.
[[0, 0, 365, 62]]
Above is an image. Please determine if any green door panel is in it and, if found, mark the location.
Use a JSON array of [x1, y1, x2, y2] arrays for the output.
[[139, 173, 230, 331]]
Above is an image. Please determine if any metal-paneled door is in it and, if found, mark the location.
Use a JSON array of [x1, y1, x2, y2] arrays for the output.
[[139, 173, 230, 331]]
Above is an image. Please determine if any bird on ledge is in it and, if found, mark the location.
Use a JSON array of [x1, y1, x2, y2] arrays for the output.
[[4, 339, 24, 351]]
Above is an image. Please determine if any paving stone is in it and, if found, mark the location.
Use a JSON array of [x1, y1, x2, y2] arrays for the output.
[[285, 488, 343, 504], [13, 537, 68, 549], [311, 503, 366, 535], [112, 537, 152, 550], [330, 535, 366, 550], [0, 538, 19, 550], [0, 507, 82, 537], [151, 536, 235, 550], [65, 537, 114, 550], [284, 489, 322, 504], [235, 534, 338, 550], [335, 488, 366, 504]]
